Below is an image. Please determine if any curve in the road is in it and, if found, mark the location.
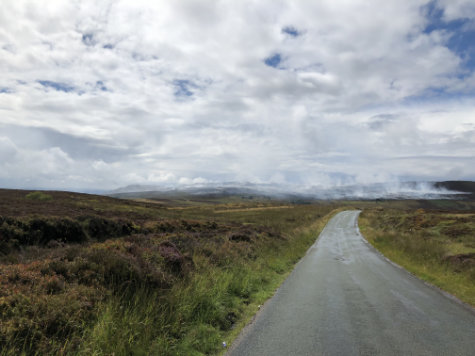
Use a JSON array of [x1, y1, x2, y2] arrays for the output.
[[227, 210, 475, 356]]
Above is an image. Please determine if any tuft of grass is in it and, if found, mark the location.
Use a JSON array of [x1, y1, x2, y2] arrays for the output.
[[25, 191, 53, 202]]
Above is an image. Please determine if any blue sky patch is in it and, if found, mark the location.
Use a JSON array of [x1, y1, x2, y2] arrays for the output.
[[82, 33, 95, 46], [173, 79, 195, 98], [423, 1, 475, 72], [38, 80, 75, 93], [96, 81, 108, 91], [282, 26, 300, 37], [264, 53, 282, 68], [0, 87, 12, 94]]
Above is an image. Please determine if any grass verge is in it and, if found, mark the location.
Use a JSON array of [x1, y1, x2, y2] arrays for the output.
[[359, 208, 475, 307]]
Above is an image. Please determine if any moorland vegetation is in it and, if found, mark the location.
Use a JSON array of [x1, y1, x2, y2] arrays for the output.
[[360, 205, 475, 306], [1, 189, 474, 355], [0, 189, 339, 355]]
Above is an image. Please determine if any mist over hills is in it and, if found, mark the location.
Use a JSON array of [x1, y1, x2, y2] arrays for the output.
[[108, 181, 475, 201]]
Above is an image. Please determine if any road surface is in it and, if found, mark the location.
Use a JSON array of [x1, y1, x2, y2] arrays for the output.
[[227, 210, 475, 356]]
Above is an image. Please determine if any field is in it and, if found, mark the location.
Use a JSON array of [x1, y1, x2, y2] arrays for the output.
[[0, 189, 341, 355], [1, 189, 474, 355]]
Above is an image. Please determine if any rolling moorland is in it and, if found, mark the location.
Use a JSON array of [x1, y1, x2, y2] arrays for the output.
[[0, 187, 474, 355]]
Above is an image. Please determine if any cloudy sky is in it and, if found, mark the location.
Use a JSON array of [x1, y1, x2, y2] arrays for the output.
[[1, 0, 474, 192]]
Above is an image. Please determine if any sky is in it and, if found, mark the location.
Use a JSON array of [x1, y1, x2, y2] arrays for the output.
[[0, 0, 474, 192]]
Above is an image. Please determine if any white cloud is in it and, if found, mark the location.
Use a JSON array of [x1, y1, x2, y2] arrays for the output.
[[437, 0, 475, 21], [0, 0, 474, 191]]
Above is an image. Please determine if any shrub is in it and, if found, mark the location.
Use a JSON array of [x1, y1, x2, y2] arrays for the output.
[[81, 216, 138, 240], [28, 218, 87, 245], [0, 216, 139, 253], [84, 242, 171, 291], [25, 191, 53, 201], [0, 217, 29, 254]]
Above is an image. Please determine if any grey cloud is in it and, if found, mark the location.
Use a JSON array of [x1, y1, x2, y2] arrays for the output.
[[0, 124, 136, 163], [367, 114, 400, 130], [437, 0, 475, 21], [391, 155, 475, 161], [0, 136, 18, 161]]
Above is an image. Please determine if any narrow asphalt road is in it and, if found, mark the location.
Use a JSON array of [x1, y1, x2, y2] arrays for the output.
[[227, 211, 475, 356]]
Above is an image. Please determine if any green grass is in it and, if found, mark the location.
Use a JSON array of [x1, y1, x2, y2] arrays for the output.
[[359, 208, 475, 306], [25, 191, 53, 201]]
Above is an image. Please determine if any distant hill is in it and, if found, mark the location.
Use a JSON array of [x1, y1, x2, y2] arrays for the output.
[[434, 181, 475, 195], [107, 181, 475, 201]]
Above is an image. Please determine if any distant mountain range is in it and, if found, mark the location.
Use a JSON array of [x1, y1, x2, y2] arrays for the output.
[[107, 181, 475, 200], [434, 181, 475, 195]]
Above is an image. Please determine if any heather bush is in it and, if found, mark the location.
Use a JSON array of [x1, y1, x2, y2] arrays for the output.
[[0, 216, 138, 255]]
